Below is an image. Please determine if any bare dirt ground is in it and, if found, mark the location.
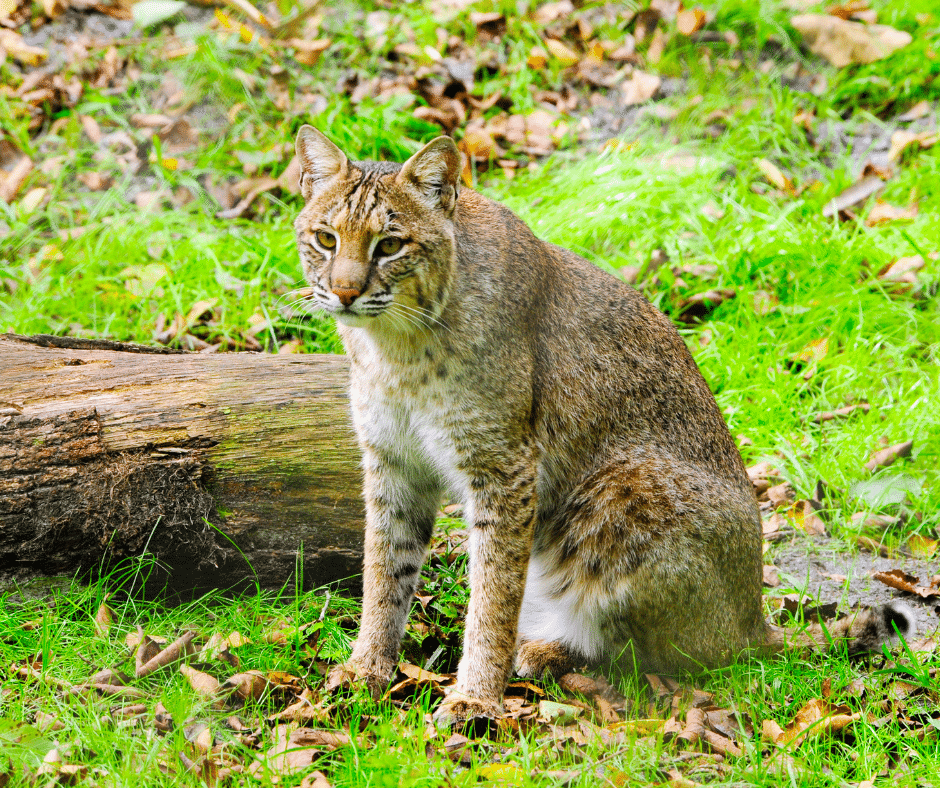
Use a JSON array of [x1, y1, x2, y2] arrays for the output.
[[771, 533, 939, 639]]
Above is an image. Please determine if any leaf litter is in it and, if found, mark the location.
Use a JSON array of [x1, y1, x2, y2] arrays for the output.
[[3, 513, 937, 787], [2, 0, 939, 783]]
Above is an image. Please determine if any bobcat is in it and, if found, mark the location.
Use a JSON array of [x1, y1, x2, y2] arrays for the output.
[[292, 126, 914, 726]]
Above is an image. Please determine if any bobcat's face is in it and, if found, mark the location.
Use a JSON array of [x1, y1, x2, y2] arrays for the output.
[[293, 128, 461, 333]]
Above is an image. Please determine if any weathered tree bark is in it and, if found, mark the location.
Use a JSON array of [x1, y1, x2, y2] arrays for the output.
[[0, 333, 365, 594]]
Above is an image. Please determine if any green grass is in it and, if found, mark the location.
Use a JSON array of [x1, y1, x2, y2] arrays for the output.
[[1, 0, 938, 785], [1, 548, 937, 787]]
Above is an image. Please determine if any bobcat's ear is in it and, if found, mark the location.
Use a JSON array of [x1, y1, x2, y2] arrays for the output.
[[295, 125, 348, 200], [397, 136, 461, 213]]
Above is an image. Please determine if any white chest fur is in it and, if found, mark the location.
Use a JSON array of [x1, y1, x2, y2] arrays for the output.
[[344, 330, 470, 500]]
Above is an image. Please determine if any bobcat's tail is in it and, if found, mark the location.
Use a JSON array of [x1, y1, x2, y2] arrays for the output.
[[767, 601, 916, 656]]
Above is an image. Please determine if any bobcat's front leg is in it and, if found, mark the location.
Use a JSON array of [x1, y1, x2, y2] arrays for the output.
[[328, 447, 440, 700], [435, 451, 537, 726]]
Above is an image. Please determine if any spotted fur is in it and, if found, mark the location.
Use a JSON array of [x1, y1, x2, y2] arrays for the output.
[[294, 127, 916, 726]]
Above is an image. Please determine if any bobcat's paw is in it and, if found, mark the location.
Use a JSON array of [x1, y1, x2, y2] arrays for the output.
[[433, 693, 502, 730], [324, 663, 391, 701], [514, 639, 574, 679]]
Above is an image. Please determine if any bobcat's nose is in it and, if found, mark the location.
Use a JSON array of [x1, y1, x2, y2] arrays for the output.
[[332, 287, 361, 307]]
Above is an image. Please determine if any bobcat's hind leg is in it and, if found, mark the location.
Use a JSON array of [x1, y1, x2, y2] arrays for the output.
[[515, 639, 576, 679]]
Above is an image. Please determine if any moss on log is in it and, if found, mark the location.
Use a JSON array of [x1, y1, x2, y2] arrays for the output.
[[0, 333, 364, 594]]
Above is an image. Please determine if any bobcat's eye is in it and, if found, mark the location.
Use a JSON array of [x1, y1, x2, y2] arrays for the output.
[[315, 230, 337, 249], [377, 237, 403, 256]]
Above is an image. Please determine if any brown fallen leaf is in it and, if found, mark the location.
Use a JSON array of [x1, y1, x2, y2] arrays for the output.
[[873, 569, 939, 599], [470, 10, 506, 39], [878, 254, 925, 285], [676, 707, 705, 744], [180, 664, 222, 700], [791, 14, 912, 67], [807, 402, 870, 423], [94, 597, 114, 637], [787, 499, 828, 537], [699, 729, 743, 757], [754, 158, 795, 194], [856, 535, 894, 557], [268, 688, 329, 724], [217, 176, 279, 219], [763, 565, 781, 587], [822, 175, 885, 218], [544, 37, 579, 66], [864, 439, 913, 472], [300, 771, 333, 788], [676, 288, 736, 322], [766, 482, 795, 509], [0, 29, 47, 66], [0, 156, 33, 204], [622, 69, 662, 105], [533, 0, 575, 26], [850, 512, 900, 530], [897, 100, 931, 122], [767, 697, 862, 747], [398, 662, 454, 685], [792, 336, 829, 366], [136, 630, 197, 678], [865, 199, 918, 226], [888, 129, 939, 162], [676, 7, 707, 35], [286, 37, 330, 66]]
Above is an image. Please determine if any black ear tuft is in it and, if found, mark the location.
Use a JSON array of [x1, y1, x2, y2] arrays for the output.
[[295, 125, 349, 200], [397, 136, 461, 213]]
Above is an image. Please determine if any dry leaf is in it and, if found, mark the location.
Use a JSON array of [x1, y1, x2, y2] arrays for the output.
[[533, 1, 575, 26], [822, 175, 884, 218], [300, 771, 333, 788], [676, 7, 707, 35], [754, 157, 795, 194], [0, 156, 34, 204], [791, 14, 912, 67], [701, 729, 743, 757], [676, 707, 706, 744], [220, 670, 273, 703], [180, 664, 222, 699], [865, 199, 918, 226], [787, 499, 828, 536], [287, 37, 330, 66], [544, 37, 579, 66], [93, 597, 114, 637], [527, 45, 548, 69], [676, 288, 736, 321], [856, 534, 893, 557], [878, 254, 924, 285], [0, 29, 47, 66], [136, 630, 197, 678], [647, 26, 666, 62], [769, 697, 862, 747], [808, 403, 870, 423], [888, 129, 939, 162], [766, 482, 794, 509], [763, 565, 781, 587], [864, 439, 913, 472], [873, 569, 939, 599], [398, 663, 453, 685], [622, 70, 662, 105], [897, 100, 930, 122], [792, 336, 829, 365], [248, 729, 339, 779]]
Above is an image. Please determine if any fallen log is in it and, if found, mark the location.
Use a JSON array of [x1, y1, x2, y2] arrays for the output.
[[0, 333, 364, 594]]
